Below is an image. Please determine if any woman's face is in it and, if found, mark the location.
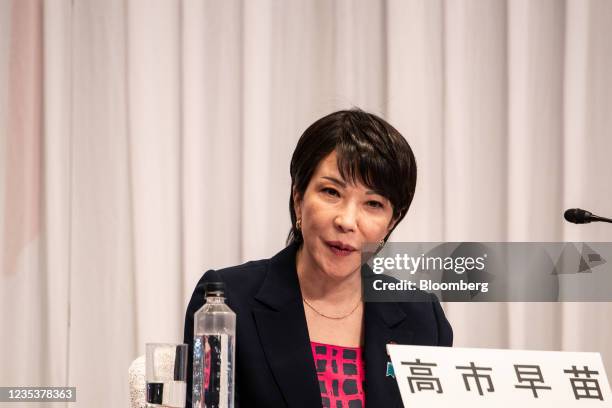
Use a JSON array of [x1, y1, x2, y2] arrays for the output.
[[294, 150, 396, 280]]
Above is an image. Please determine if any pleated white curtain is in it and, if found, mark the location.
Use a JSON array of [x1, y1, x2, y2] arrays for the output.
[[1, 0, 611, 406]]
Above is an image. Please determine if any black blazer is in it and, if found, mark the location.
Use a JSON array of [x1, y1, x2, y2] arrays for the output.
[[184, 242, 453, 408]]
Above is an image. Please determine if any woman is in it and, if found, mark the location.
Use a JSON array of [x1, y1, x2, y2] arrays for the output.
[[184, 109, 453, 408]]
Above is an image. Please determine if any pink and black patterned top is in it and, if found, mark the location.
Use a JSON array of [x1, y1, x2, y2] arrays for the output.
[[311, 341, 366, 408]]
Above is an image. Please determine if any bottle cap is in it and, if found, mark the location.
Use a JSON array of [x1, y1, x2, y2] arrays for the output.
[[204, 281, 225, 297]]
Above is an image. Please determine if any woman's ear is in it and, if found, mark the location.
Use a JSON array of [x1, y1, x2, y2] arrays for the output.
[[292, 187, 302, 219], [387, 209, 403, 233], [387, 218, 397, 234]]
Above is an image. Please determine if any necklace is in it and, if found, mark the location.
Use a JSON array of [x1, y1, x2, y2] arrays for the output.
[[302, 296, 361, 320]]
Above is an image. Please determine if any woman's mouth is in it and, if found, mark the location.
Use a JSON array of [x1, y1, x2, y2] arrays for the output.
[[325, 241, 356, 257]]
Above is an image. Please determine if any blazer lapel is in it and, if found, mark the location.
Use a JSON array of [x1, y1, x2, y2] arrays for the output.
[[364, 301, 414, 408], [252, 244, 322, 408]]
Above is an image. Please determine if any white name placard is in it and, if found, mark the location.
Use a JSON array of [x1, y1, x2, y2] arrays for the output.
[[386, 345, 611, 407]]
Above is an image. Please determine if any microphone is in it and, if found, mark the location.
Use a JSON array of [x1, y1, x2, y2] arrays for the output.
[[564, 208, 612, 224]]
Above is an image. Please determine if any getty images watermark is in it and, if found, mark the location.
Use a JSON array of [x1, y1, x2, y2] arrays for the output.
[[361, 242, 612, 302]]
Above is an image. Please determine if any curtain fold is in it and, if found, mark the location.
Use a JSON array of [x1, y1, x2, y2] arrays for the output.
[[69, 0, 136, 403], [42, 0, 72, 388], [1, 0, 48, 391], [1, 0, 611, 406]]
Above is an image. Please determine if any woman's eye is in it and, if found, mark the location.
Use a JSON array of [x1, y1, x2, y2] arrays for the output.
[[367, 200, 383, 209], [322, 187, 340, 197]]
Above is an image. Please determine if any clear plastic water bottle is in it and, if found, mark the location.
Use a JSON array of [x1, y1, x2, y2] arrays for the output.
[[192, 282, 236, 408]]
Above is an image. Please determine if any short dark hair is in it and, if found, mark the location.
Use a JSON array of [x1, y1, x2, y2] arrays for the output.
[[287, 108, 417, 245]]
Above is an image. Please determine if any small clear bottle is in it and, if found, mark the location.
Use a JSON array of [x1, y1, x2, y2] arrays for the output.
[[192, 282, 236, 408]]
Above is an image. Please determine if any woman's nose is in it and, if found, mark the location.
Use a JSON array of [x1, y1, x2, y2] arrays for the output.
[[333, 206, 357, 232]]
